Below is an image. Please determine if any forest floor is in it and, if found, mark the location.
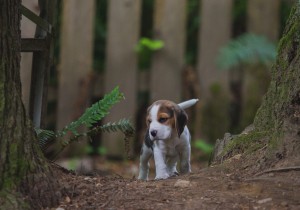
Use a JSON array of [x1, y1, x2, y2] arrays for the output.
[[48, 154, 300, 210]]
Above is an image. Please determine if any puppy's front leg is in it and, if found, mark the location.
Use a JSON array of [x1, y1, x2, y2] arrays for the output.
[[153, 141, 169, 180], [138, 144, 153, 180]]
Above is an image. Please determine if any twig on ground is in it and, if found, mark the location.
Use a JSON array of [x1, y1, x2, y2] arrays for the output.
[[100, 189, 121, 208], [254, 166, 300, 177]]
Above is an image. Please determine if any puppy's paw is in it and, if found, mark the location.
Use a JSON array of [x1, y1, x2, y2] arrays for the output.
[[172, 171, 179, 177], [137, 176, 148, 181], [154, 173, 170, 180]]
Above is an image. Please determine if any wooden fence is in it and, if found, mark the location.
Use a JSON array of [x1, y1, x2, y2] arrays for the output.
[[20, 0, 282, 159]]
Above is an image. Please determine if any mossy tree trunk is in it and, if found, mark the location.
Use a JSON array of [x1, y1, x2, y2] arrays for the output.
[[214, 4, 300, 169], [253, 4, 300, 160], [0, 0, 60, 208], [254, 4, 299, 130]]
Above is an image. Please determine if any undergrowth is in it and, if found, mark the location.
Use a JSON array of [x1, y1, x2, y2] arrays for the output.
[[35, 87, 134, 160]]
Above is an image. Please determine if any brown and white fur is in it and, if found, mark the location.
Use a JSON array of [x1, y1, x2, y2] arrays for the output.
[[138, 100, 191, 180]]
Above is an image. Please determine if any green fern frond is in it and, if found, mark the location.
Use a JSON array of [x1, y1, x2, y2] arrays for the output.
[[35, 128, 56, 151], [66, 119, 134, 142], [97, 118, 135, 135], [59, 86, 124, 136], [53, 119, 134, 160], [35, 87, 135, 159], [217, 33, 277, 70]]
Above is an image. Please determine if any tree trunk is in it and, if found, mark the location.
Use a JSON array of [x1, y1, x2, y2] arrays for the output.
[[103, 0, 141, 158], [213, 4, 300, 170], [150, 0, 187, 102], [254, 4, 300, 155], [0, 0, 60, 209], [196, 0, 233, 141]]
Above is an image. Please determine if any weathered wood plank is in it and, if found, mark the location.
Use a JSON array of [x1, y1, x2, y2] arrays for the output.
[[21, 38, 47, 52]]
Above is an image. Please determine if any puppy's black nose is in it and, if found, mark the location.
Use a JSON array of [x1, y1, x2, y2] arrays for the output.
[[150, 130, 157, 137]]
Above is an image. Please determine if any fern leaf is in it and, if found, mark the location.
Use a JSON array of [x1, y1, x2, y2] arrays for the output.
[[35, 87, 134, 159], [217, 33, 277, 70], [35, 128, 56, 151], [93, 118, 134, 136], [59, 86, 124, 136]]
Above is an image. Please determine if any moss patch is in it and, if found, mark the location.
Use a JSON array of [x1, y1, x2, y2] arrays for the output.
[[222, 130, 269, 157]]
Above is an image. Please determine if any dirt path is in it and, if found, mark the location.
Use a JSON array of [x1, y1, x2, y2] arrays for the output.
[[53, 164, 300, 210]]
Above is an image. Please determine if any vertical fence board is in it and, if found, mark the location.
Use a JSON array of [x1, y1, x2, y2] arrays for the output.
[[196, 0, 233, 99], [196, 0, 233, 141], [150, 0, 187, 102], [57, 0, 95, 153], [247, 0, 280, 42], [103, 0, 141, 158]]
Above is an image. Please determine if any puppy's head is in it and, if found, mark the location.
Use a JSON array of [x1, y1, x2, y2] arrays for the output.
[[146, 100, 188, 141]]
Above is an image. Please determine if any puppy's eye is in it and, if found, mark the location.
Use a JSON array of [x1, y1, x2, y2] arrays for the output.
[[148, 119, 152, 124], [159, 117, 168, 123]]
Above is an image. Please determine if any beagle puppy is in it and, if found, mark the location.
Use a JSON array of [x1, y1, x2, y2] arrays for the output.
[[138, 99, 196, 180]]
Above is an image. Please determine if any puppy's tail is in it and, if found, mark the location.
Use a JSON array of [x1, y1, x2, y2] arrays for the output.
[[178, 99, 199, 109]]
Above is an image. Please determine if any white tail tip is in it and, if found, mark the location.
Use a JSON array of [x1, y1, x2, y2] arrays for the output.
[[178, 99, 199, 109]]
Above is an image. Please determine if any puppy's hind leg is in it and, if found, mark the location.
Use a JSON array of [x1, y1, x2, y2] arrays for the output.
[[138, 144, 153, 180], [179, 145, 191, 174]]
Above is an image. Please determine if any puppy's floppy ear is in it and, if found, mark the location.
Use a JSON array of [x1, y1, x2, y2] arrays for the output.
[[173, 106, 188, 138]]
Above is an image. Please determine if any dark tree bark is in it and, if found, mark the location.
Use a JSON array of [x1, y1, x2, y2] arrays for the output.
[[0, 0, 60, 208]]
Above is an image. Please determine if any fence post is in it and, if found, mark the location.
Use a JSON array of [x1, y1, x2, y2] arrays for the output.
[[29, 0, 57, 128]]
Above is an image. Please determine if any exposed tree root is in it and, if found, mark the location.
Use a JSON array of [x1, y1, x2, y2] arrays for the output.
[[254, 166, 300, 177]]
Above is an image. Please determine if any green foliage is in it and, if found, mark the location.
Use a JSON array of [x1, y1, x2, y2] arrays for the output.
[[35, 87, 134, 158], [35, 128, 56, 151], [135, 37, 164, 69], [201, 83, 230, 143], [97, 146, 107, 155], [93, 0, 108, 72], [97, 118, 134, 134], [59, 86, 124, 136], [194, 140, 214, 154], [217, 33, 277, 70], [186, 0, 200, 65], [232, 0, 247, 37], [135, 37, 164, 52]]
